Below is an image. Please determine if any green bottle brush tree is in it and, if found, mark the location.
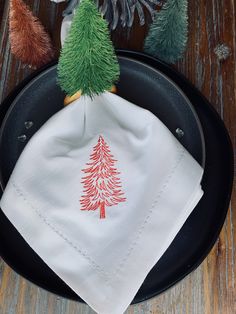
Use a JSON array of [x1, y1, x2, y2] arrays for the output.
[[144, 0, 188, 64], [57, 0, 119, 97]]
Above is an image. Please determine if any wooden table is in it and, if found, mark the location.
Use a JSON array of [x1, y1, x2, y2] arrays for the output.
[[0, 1, 235, 313]]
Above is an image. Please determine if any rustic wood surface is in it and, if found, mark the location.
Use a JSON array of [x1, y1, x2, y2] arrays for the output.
[[0, 0, 235, 313]]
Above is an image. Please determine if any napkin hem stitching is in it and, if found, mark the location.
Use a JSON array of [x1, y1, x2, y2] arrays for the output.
[[114, 145, 186, 274], [10, 181, 110, 282]]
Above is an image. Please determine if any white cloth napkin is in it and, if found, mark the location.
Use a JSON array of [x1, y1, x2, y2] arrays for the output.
[[61, 13, 73, 46], [0, 92, 203, 314]]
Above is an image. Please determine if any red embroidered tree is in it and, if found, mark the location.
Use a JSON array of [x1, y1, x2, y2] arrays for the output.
[[80, 135, 126, 219]]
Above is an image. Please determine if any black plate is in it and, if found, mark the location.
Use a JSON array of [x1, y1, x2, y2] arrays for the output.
[[0, 51, 233, 304]]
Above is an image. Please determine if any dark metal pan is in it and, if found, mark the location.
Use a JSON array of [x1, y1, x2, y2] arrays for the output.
[[0, 51, 232, 304]]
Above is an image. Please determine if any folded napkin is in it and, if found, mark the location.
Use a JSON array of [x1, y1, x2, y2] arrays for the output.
[[0, 92, 203, 314], [61, 13, 73, 46]]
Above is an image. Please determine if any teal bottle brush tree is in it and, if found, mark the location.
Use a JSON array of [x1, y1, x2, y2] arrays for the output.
[[144, 0, 188, 64], [57, 0, 119, 97]]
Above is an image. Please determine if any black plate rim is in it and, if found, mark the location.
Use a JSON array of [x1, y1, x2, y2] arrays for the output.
[[0, 66, 65, 191], [118, 55, 206, 168], [0, 61, 58, 191], [117, 50, 234, 303], [0, 51, 233, 304]]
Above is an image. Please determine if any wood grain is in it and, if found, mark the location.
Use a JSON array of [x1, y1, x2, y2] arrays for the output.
[[0, 0, 235, 313]]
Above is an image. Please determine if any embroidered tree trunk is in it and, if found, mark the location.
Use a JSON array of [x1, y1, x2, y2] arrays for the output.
[[100, 201, 105, 219], [80, 136, 126, 219]]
